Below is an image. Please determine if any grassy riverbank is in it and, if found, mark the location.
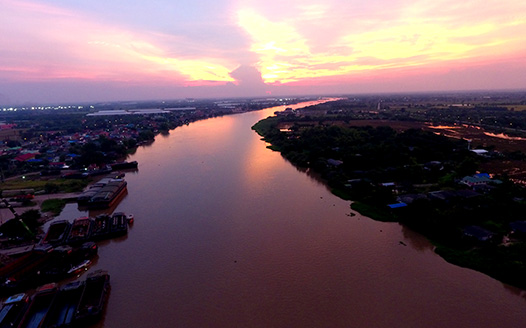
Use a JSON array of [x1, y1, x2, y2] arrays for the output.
[[349, 201, 397, 222], [253, 113, 526, 290], [0, 176, 89, 195], [41, 199, 67, 215], [350, 197, 526, 289]]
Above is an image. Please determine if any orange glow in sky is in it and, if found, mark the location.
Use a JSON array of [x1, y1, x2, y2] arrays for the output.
[[0, 0, 525, 103]]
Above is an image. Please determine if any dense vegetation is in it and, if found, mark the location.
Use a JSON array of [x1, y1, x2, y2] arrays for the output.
[[253, 110, 526, 289], [253, 117, 474, 187]]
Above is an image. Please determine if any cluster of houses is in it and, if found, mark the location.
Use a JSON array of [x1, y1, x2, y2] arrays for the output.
[[462, 220, 526, 245], [0, 98, 299, 178], [382, 173, 526, 245], [0, 123, 144, 174], [392, 173, 503, 205], [328, 146, 525, 247]]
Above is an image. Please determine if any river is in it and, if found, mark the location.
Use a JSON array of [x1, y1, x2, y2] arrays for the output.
[[57, 100, 526, 328]]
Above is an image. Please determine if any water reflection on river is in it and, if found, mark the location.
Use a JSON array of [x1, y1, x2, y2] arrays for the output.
[[58, 100, 526, 328]]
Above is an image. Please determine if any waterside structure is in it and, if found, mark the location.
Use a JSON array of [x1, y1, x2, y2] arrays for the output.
[[77, 177, 127, 209]]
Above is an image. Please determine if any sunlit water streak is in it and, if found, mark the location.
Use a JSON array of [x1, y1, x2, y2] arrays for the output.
[[56, 99, 526, 328]]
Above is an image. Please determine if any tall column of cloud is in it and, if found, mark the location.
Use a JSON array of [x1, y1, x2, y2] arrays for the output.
[[228, 65, 268, 96]]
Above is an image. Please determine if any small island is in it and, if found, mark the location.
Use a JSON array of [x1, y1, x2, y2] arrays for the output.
[[253, 91, 526, 290]]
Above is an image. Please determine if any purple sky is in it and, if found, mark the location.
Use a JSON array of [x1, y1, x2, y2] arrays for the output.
[[1, 0, 526, 104]]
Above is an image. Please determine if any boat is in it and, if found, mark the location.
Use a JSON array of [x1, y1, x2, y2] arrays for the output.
[[66, 260, 91, 275], [66, 217, 93, 246], [0, 293, 29, 328], [91, 214, 112, 240], [83, 166, 112, 177], [76, 242, 98, 260], [42, 220, 71, 246], [76, 185, 103, 204], [0, 247, 54, 292], [77, 177, 115, 205], [86, 179, 127, 209], [75, 270, 110, 321], [40, 246, 73, 279], [110, 161, 138, 170], [41, 281, 84, 328], [110, 212, 128, 237], [77, 175, 127, 206], [17, 283, 57, 328], [40, 242, 97, 281]]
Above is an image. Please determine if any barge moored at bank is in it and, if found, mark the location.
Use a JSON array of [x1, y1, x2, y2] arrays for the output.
[[91, 215, 111, 240], [75, 270, 110, 321], [77, 178, 127, 209], [66, 217, 93, 246], [42, 280, 84, 328], [110, 161, 138, 170], [0, 271, 110, 328], [42, 221, 71, 246], [110, 212, 128, 237], [0, 293, 29, 328], [16, 283, 58, 328]]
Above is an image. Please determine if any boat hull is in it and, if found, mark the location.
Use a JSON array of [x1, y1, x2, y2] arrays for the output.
[[75, 270, 110, 321], [42, 281, 84, 328]]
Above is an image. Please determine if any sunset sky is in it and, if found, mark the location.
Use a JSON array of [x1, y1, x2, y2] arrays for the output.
[[1, 0, 525, 104]]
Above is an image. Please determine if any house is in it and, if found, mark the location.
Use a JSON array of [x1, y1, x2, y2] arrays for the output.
[[327, 159, 343, 167], [460, 175, 491, 187], [460, 173, 501, 188], [471, 149, 489, 156], [472, 184, 495, 193], [387, 202, 407, 209], [454, 190, 480, 199], [428, 190, 457, 201], [463, 225, 495, 242], [428, 189, 479, 202], [397, 194, 427, 204], [13, 153, 37, 162]]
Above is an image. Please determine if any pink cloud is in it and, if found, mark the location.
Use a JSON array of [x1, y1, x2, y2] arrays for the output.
[[1, 0, 525, 103]]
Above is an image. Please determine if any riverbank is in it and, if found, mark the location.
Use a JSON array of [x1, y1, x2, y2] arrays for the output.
[[16, 96, 526, 328], [252, 113, 526, 290]]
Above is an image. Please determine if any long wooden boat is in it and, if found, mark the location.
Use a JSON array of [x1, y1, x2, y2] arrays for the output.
[[42, 220, 71, 246], [0, 293, 29, 328], [91, 214, 112, 240], [66, 218, 93, 246], [41, 242, 97, 281], [0, 247, 53, 293], [16, 283, 57, 328], [75, 270, 110, 321], [42, 281, 84, 328], [110, 212, 128, 237]]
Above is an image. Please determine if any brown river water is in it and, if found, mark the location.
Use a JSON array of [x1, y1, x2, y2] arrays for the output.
[[55, 100, 526, 328]]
